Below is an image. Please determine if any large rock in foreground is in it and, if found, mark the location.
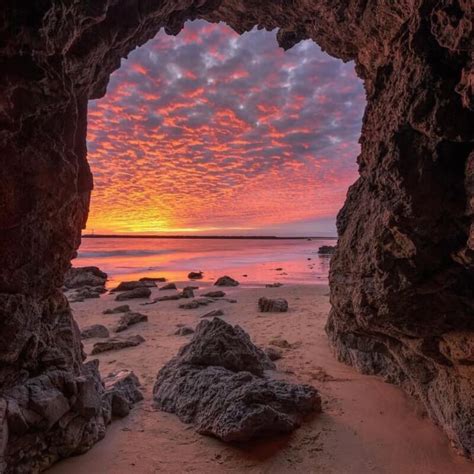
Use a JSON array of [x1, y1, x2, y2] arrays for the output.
[[153, 318, 320, 441]]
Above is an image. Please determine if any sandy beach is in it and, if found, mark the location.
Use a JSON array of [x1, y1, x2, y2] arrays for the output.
[[49, 282, 471, 474]]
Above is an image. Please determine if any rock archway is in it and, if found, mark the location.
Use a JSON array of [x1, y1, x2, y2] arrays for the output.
[[0, 1, 472, 471]]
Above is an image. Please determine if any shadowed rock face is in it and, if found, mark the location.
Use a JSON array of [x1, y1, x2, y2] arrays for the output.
[[153, 318, 320, 441], [0, 0, 472, 469]]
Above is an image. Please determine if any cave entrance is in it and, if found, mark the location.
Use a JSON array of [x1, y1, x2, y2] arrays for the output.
[[1, 3, 472, 472], [83, 20, 364, 238]]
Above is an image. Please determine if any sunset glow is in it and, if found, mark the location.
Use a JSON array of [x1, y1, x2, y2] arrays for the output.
[[85, 20, 365, 236]]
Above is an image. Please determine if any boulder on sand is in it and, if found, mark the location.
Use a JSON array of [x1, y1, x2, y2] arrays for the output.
[[81, 324, 110, 339], [111, 280, 156, 292], [214, 276, 239, 287], [91, 335, 145, 355], [160, 283, 177, 291], [175, 326, 195, 336], [64, 266, 107, 289], [188, 271, 203, 280], [115, 287, 151, 301], [103, 305, 130, 314], [180, 287, 195, 298], [103, 370, 144, 417], [202, 290, 225, 298], [153, 318, 320, 442], [115, 312, 148, 333], [258, 297, 288, 313]]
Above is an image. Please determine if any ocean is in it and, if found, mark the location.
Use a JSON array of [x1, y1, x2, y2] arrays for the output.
[[74, 237, 336, 287]]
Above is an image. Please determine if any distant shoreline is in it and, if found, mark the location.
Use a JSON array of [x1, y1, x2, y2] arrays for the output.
[[82, 234, 337, 240]]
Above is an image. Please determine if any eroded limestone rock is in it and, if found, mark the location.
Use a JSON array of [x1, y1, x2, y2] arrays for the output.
[[215, 276, 239, 287], [153, 318, 320, 441]]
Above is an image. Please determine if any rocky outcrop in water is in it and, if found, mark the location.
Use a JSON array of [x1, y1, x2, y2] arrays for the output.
[[153, 318, 320, 441], [0, 1, 472, 468]]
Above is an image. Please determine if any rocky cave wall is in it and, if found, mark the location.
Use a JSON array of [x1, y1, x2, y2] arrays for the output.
[[0, 0, 472, 470]]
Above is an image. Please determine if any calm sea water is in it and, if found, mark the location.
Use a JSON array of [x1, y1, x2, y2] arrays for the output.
[[74, 238, 336, 287]]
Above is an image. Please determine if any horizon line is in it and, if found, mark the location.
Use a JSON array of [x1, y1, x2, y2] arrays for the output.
[[82, 234, 338, 240]]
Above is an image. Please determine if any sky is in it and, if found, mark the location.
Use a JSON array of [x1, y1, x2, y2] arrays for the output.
[[85, 20, 365, 237]]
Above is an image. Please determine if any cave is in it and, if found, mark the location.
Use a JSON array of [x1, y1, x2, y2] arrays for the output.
[[0, 1, 473, 471]]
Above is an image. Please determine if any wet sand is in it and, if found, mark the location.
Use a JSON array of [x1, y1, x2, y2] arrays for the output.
[[50, 283, 471, 473]]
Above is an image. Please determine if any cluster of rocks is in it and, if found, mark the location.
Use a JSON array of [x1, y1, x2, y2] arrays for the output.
[[0, 360, 142, 470], [153, 318, 320, 441], [64, 267, 108, 302]]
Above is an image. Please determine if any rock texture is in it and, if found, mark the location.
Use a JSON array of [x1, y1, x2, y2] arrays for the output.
[[0, 0, 472, 468], [81, 324, 110, 339], [153, 318, 320, 441], [114, 312, 148, 333], [91, 335, 145, 355], [258, 297, 289, 313], [64, 267, 107, 289], [215, 276, 239, 287], [111, 280, 156, 292], [115, 287, 151, 301], [103, 370, 143, 418]]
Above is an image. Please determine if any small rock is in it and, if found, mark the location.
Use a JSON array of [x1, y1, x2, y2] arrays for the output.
[[215, 276, 239, 287], [188, 271, 203, 280], [160, 283, 177, 291], [265, 347, 283, 361], [153, 294, 181, 302], [223, 298, 237, 303], [179, 300, 201, 309], [115, 312, 148, 333], [202, 290, 226, 298], [115, 287, 151, 301], [175, 326, 195, 336], [111, 280, 156, 292], [195, 297, 214, 305], [91, 335, 145, 354], [258, 297, 288, 313], [140, 276, 166, 282], [103, 370, 144, 417], [81, 324, 110, 339], [269, 338, 292, 349], [200, 309, 224, 318], [103, 305, 130, 314], [265, 283, 283, 288], [275, 267, 283, 271], [180, 287, 195, 298]]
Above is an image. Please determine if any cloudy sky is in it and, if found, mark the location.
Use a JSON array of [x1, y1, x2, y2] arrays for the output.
[[85, 20, 365, 236]]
